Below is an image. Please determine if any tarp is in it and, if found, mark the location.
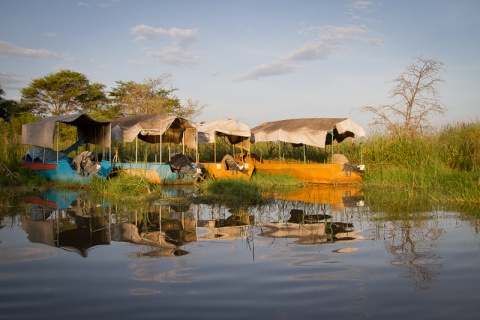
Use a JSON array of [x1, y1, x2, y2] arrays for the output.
[[251, 118, 365, 148], [21, 113, 111, 149], [197, 118, 251, 151], [111, 114, 196, 149]]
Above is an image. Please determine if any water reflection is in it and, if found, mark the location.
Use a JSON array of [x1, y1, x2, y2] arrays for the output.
[[111, 201, 196, 257], [22, 189, 110, 258], [11, 185, 477, 294], [3, 185, 480, 319], [19, 186, 365, 257]]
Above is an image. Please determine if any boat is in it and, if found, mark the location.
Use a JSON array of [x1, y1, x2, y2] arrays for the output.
[[196, 118, 255, 180], [110, 114, 201, 184], [250, 118, 366, 184], [21, 113, 113, 183]]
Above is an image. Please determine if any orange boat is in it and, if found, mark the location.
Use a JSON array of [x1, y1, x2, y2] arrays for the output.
[[251, 118, 366, 184], [199, 155, 255, 180], [197, 119, 254, 180], [253, 159, 363, 184]]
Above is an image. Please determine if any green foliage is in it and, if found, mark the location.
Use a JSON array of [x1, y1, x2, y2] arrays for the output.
[[20, 69, 107, 116], [108, 75, 205, 120], [0, 85, 18, 121]]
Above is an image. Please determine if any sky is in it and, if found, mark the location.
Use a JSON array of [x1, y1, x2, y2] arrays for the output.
[[1, 0, 479, 133]]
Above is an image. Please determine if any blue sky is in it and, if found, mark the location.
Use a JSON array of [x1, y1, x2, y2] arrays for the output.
[[1, 0, 479, 132]]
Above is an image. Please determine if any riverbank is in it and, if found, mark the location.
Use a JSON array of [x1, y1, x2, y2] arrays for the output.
[[1, 119, 479, 205]]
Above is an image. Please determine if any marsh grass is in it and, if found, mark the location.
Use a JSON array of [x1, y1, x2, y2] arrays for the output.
[[83, 173, 163, 201]]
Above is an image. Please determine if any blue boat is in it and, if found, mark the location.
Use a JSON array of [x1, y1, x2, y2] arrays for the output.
[[21, 113, 113, 183], [111, 114, 201, 184]]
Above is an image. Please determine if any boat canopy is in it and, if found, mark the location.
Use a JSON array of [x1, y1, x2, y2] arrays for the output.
[[251, 118, 365, 148], [21, 113, 111, 149], [197, 118, 251, 151], [111, 114, 196, 149]]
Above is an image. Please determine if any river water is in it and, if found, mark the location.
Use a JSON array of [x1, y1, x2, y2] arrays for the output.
[[0, 186, 479, 320]]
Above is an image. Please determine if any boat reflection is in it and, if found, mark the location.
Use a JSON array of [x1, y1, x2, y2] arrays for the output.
[[197, 207, 254, 241], [111, 200, 196, 257], [275, 185, 365, 209], [22, 189, 110, 258], [258, 208, 359, 245], [20, 185, 366, 258]]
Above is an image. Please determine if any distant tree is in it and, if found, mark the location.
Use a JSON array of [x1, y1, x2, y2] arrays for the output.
[[20, 69, 107, 117], [361, 57, 446, 135], [0, 86, 18, 121], [109, 74, 205, 119]]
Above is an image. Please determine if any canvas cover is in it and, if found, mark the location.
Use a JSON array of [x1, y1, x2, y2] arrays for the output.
[[111, 114, 197, 149], [251, 118, 365, 148], [197, 118, 251, 151], [21, 113, 111, 149]]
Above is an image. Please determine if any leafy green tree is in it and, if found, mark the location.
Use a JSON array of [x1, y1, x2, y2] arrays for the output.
[[20, 69, 107, 116], [361, 57, 446, 135], [0, 86, 18, 121], [109, 74, 205, 119]]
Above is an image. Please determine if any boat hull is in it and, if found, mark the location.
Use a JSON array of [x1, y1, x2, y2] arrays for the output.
[[113, 162, 199, 185], [199, 159, 254, 180], [253, 160, 363, 184], [21, 158, 112, 183]]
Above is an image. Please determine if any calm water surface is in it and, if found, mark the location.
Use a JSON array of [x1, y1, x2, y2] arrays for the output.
[[0, 187, 479, 320]]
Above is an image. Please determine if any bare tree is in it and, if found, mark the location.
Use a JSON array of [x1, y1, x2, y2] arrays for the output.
[[361, 57, 446, 135]]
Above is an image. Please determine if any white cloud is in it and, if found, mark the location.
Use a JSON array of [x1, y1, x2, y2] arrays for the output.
[[349, 0, 375, 11], [237, 24, 380, 81], [130, 24, 201, 68], [0, 41, 72, 60], [147, 47, 202, 67], [235, 61, 299, 81], [130, 24, 198, 42]]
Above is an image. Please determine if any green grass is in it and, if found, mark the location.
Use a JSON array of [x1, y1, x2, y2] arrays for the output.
[[80, 173, 164, 202]]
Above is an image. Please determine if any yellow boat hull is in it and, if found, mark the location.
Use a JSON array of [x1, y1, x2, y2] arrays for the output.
[[199, 159, 254, 180], [253, 159, 363, 184]]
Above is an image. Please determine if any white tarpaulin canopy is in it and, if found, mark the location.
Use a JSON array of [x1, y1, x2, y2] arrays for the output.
[[251, 118, 365, 148], [21, 113, 111, 149], [197, 118, 251, 151], [111, 114, 197, 149]]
